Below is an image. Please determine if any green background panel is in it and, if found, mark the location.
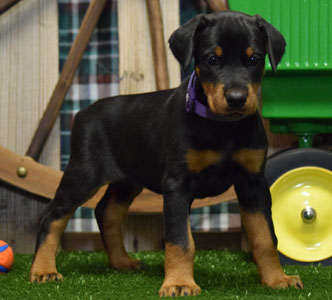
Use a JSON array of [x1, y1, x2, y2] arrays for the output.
[[262, 73, 332, 118], [229, 0, 332, 71], [229, 0, 332, 129]]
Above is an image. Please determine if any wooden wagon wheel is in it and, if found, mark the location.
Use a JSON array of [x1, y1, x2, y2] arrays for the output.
[[0, 0, 236, 213]]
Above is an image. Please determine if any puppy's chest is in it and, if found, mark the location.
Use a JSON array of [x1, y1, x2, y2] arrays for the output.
[[186, 147, 265, 174], [186, 147, 266, 198]]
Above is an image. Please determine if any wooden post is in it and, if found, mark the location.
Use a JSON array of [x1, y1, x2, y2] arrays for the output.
[[0, 0, 21, 14], [26, 0, 107, 160], [146, 0, 170, 90], [205, 0, 229, 11]]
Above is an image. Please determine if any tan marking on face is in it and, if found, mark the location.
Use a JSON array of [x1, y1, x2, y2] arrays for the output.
[[246, 47, 254, 57], [240, 211, 302, 288], [186, 149, 223, 173], [201, 82, 228, 115], [242, 83, 260, 115], [214, 46, 223, 57], [159, 220, 201, 297], [232, 148, 266, 173]]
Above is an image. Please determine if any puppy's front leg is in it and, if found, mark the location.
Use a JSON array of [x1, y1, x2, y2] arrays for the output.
[[159, 177, 201, 297], [235, 172, 304, 289]]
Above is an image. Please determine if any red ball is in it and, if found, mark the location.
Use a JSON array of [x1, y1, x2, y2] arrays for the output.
[[0, 240, 14, 273]]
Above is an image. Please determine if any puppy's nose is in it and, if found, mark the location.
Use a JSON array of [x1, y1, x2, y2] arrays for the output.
[[225, 89, 248, 108]]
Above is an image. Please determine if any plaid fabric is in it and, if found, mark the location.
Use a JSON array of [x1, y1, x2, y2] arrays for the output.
[[59, 0, 240, 232], [58, 0, 118, 232], [191, 201, 240, 232]]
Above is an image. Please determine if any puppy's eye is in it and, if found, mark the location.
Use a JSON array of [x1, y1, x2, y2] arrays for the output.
[[207, 56, 219, 66], [248, 55, 260, 66]]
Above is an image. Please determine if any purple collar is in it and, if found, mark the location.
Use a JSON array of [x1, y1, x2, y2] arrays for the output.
[[185, 72, 245, 122]]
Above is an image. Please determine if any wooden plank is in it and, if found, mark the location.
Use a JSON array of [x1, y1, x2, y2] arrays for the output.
[[0, 146, 62, 200], [146, 0, 170, 90], [118, 0, 180, 94], [0, 145, 237, 212], [0, 145, 107, 209], [0, 0, 60, 166], [0, 0, 59, 253]]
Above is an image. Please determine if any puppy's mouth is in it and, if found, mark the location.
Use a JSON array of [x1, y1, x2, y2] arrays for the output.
[[224, 111, 247, 118], [201, 82, 260, 119], [217, 110, 250, 122]]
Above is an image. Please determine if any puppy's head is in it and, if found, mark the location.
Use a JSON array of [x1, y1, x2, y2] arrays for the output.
[[169, 11, 286, 119]]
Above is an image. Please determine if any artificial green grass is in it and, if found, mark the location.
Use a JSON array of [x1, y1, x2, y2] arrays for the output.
[[1, 250, 332, 299]]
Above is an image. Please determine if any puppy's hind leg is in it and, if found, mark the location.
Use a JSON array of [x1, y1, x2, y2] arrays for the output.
[[29, 167, 102, 283], [95, 180, 143, 271]]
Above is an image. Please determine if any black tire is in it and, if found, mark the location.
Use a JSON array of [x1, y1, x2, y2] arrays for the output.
[[265, 148, 332, 265], [266, 148, 332, 185]]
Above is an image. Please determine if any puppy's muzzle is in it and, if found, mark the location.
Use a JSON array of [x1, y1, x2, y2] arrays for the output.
[[225, 89, 248, 109]]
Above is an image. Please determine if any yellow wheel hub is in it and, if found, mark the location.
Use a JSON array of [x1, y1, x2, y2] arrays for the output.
[[271, 166, 332, 262]]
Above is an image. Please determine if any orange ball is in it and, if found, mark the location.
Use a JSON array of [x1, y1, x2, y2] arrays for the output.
[[0, 240, 14, 273]]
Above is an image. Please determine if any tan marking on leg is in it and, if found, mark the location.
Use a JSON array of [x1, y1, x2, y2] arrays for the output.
[[246, 47, 254, 57], [201, 82, 227, 115], [214, 46, 223, 57], [232, 148, 266, 173], [159, 221, 201, 297], [241, 211, 303, 289], [30, 214, 72, 283], [103, 190, 142, 270], [186, 149, 223, 173]]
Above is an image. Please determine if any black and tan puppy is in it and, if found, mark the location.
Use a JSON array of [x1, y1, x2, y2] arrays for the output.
[[30, 11, 303, 297]]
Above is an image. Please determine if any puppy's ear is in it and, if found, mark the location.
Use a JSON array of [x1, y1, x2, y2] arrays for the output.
[[255, 15, 286, 73], [169, 14, 207, 71]]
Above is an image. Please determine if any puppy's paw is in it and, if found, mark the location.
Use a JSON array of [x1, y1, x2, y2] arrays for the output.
[[30, 270, 63, 283], [159, 283, 201, 297], [112, 257, 143, 271], [263, 275, 304, 289]]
